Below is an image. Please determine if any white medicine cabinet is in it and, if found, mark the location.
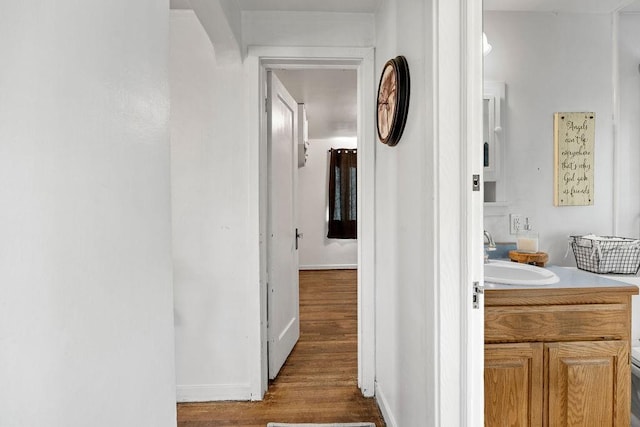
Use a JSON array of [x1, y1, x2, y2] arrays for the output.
[[483, 82, 506, 207]]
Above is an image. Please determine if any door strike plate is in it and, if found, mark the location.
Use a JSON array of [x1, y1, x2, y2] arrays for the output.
[[473, 281, 484, 309], [472, 174, 480, 191]]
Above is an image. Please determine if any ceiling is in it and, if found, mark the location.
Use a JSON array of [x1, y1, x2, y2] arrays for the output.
[[484, 0, 639, 13], [169, 0, 381, 13], [273, 69, 358, 140], [237, 0, 381, 13], [170, 0, 191, 9], [171, 0, 640, 13], [170, 0, 640, 140]]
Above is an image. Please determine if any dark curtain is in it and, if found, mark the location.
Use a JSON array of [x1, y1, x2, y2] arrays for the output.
[[327, 149, 357, 239]]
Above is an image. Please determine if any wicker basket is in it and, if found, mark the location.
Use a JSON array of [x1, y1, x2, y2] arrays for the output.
[[570, 235, 640, 275]]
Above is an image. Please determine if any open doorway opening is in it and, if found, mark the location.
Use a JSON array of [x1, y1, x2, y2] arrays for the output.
[[275, 68, 359, 272], [268, 68, 360, 387], [250, 47, 376, 398]]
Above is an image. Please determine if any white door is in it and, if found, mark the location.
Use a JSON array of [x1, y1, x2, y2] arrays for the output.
[[266, 71, 300, 379]]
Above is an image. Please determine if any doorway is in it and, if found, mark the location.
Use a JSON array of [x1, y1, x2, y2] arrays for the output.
[[269, 67, 358, 379], [247, 46, 376, 398]]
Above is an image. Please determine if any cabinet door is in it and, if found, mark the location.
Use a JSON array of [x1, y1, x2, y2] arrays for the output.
[[485, 343, 543, 427], [546, 341, 629, 427]]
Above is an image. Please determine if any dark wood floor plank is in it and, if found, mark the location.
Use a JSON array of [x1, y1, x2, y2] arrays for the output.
[[177, 269, 385, 427]]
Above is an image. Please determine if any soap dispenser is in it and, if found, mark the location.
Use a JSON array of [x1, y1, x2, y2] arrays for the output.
[[517, 218, 539, 253]]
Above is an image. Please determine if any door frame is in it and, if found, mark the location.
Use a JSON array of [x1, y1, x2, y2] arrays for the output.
[[245, 46, 376, 398], [463, 0, 484, 422]]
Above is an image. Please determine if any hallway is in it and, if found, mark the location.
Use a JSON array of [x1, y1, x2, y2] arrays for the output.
[[177, 269, 385, 426]]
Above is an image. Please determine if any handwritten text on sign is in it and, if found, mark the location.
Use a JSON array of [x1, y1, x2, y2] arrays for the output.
[[554, 112, 595, 206]]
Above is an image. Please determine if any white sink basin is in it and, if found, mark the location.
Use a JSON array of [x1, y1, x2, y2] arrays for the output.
[[484, 260, 560, 285]]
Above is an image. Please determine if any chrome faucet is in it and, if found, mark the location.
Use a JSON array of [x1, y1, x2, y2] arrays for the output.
[[484, 230, 496, 264], [484, 230, 496, 250]]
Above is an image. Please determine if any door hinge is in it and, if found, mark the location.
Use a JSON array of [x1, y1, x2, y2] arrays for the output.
[[473, 281, 484, 309], [265, 97, 268, 113], [266, 282, 270, 329]]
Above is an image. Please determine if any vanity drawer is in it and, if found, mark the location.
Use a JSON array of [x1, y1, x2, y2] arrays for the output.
[[485, 303, 629, 343]]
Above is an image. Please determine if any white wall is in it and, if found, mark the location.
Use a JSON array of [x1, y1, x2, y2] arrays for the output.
[[617, 13, 640, 239], [0, 2, 176, 426], [170, 10, 255, 401], [374, 0, 483, 424], [298, 138, 358, 269], [617, 12, 640, 343], [483, 12, 615, 265], [374, 0, 439, 425]]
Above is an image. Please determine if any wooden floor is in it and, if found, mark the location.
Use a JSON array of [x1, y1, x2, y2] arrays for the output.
[[177, 269, 385, 427]]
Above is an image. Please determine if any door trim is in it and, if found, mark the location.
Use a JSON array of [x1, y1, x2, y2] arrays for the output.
[[462, 0, 484, 422], [245, 46, 376, 399], [431, 0, 484, 423]]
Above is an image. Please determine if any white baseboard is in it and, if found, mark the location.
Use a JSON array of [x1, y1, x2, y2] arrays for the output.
[[299, 264, 357, 270], [375, 382, 398, 427], [176, 383, 252, 402]]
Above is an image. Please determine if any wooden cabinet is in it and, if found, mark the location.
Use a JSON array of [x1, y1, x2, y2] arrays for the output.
[[485, 287, 637, 427], [485, 343, 543, 426], [547, 341, 629, 426]]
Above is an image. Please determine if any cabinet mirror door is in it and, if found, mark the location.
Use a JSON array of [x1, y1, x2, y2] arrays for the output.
[[483, 82, 505, 204]]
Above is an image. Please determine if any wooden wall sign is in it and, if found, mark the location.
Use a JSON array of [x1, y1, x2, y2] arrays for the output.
[[553, 112, 595, 206]]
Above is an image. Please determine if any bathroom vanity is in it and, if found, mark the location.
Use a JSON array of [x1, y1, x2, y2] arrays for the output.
[[484, 268, 638, 426]]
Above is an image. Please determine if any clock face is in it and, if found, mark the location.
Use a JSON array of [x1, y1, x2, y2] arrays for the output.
[[377, 64, 397, 141], [376, 56, 410, 146]]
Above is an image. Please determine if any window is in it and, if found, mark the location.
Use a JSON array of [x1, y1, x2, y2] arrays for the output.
[[327, 148, 357, 239]]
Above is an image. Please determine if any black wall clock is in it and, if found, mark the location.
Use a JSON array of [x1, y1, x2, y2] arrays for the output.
[[376, 55, 410, 146]]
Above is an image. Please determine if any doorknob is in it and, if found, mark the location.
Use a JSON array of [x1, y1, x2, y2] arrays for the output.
[[295, 228, 303, 250]]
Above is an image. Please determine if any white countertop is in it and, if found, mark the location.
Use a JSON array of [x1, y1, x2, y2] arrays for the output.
[[484, 263, 640, 291]]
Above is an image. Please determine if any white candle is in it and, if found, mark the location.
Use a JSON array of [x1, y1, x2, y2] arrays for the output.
[[517, 237, 538, 253]]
